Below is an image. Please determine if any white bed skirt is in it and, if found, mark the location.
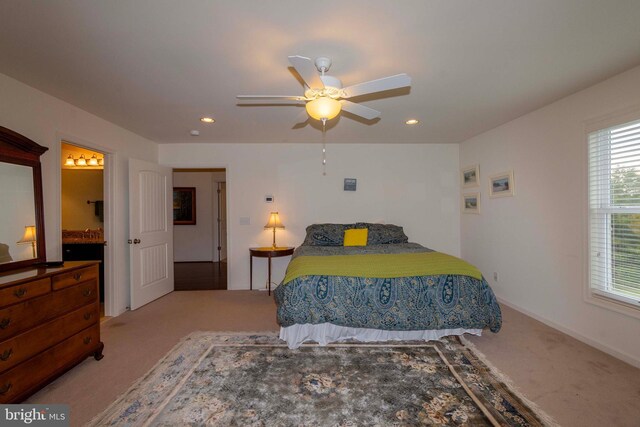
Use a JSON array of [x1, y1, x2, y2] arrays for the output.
[[279, 323, 483, 349]]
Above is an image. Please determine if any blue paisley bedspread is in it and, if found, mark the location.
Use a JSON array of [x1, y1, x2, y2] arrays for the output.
[[274, 244, 502, 332]]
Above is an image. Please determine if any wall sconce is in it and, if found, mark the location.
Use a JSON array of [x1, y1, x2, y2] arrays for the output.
[[264, 212, 285, 248], [17, 225, 37, 258]]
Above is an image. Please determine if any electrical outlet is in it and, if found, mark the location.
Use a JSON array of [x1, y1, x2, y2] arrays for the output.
[[493, 272, 499, 282]]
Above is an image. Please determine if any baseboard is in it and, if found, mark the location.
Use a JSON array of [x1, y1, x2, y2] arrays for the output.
[[497, 297, 640, 369]]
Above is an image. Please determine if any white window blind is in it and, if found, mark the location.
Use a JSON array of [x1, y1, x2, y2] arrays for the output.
[[589, 118, 640, 307]]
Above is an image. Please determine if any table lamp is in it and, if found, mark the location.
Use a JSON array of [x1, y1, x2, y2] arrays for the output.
[[17, 225, 37, 258], [264, 212, 285, 249]]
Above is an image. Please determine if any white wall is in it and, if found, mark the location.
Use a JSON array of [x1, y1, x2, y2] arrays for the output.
[[160, 143, 460, 291], [460, 65, 640, 367], [0, 72, 159, 315], [173, 171, 215, 262]]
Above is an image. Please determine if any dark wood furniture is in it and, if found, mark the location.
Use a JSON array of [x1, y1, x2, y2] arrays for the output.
[[249, 247, 294, 295], [0, 126, 48, 273], [0, 261, 103, 403]]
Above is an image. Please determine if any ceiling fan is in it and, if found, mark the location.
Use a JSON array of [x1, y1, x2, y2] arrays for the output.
[[237, 56, 411, 124]]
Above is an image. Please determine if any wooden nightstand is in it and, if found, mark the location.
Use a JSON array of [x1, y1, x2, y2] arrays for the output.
[[249, 247, 294, 295]]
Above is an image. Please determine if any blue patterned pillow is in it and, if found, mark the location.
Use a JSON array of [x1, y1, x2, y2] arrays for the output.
[[356, 223, 409, 245], [302, 223, 356, 246]]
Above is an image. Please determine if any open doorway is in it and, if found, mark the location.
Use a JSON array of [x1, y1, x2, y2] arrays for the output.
[[173, 168, 227, 290], [60, 141, 108, 318]]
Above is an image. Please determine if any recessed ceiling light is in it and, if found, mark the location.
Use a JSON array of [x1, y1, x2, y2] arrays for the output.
[[200, 117, 215, 123], [405, 119, 419, 125], [190, 130, 200, 136]]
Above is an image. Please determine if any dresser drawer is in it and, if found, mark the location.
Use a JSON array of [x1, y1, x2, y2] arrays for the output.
[[52, 265, 98, 290], [0, 278, 50, 307], [0, 324, 100, 403], [0, 281, 97, 341], [0, 303, 98, 374]]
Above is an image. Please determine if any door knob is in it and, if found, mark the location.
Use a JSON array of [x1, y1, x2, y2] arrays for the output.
[[133, 239, 141, 244]]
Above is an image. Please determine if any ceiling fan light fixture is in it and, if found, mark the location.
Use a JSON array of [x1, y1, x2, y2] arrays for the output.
[[306, 97, 342, 121]]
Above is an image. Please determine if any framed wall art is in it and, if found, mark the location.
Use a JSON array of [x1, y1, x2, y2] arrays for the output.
[[173, 187, 196, 225], [461, 164, 480, 188], [462, 192, 480, 214], [489, 171, 515, 198], [344, 178, 357, 191]]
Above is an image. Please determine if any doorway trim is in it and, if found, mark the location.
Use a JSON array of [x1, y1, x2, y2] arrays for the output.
[[56, 135, 117, 317], [170, 166, 230, 285]]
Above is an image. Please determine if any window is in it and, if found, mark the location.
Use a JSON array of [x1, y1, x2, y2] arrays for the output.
[[589, 118, 640, 307]]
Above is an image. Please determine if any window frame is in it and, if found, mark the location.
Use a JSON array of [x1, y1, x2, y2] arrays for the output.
[[584, 107, 640, 319]]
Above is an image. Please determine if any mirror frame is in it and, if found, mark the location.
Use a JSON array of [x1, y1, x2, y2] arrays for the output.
[[0, 125, 48, 272]]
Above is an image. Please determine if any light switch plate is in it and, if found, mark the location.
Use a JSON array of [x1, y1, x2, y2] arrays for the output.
[[265, 195, 274, 203]]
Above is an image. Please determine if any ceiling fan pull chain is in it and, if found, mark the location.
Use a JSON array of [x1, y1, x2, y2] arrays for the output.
[[322, 118, 327, 176]]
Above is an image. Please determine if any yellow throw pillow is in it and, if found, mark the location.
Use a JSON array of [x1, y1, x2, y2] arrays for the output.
[[344, 228, 368, 246]]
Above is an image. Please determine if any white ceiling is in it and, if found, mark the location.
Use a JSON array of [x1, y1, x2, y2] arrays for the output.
[[1, 0, 640, 144]]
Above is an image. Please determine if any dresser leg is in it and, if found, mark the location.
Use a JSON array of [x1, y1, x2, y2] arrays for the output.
[[94, 341, 105, 361]]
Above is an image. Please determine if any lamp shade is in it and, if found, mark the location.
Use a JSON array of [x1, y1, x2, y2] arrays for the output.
[[75, 154, 87, 166], [17, 225, 37, 243], [305, 97, 342, 121], [64, 155, 75, 166], [88, 154, 99, 166], [264, 212, 285, 230]]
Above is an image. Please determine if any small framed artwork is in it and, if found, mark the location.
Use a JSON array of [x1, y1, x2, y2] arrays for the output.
[[489, 171, 515, 198], [173, 187, 196, 225], [462, 193, 480, 214], [461, 164, 480, 188], [344, 178, 357, 191]]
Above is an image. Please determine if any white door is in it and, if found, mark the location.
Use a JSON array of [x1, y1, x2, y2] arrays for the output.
[[129, 159, 174, 309]]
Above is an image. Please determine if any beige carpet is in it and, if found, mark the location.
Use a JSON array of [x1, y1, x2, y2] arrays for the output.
[[27, 291, 640, 427]]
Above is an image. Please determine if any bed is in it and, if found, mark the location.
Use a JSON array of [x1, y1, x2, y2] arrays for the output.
[[274, 223, 502, 348]]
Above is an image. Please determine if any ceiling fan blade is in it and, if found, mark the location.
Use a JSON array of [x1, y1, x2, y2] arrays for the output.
[[288, 55, 324, 89], [237, 95, 307, 101], [292, 109, 310, 129], [341, 73, 411, 99], [340, 100, 381, 120]]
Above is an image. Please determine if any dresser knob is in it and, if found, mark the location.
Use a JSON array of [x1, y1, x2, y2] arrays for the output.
[[0, 348, 12, 361], [13, 288, 27, 298], [83, 289, 93, 297], [83, 312, 93, 321], [0, 318, 10, 330], [73, 273, 83, 281], [83, 337, 92, 345], [0, 382, 12, 395]]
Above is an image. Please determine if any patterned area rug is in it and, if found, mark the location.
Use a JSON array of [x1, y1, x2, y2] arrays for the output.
[[89, 332, 556, 426]]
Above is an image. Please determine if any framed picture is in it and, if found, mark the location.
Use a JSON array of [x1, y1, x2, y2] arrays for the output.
[[173, 187, 196, 224], [461, 164, 480, 188], [344, 178, 357, 191], [462, 193, 480, 214], [489, 171, 515, 198]]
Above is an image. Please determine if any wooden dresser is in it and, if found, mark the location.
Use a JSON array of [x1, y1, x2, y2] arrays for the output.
[[0, 261, 104, 403]]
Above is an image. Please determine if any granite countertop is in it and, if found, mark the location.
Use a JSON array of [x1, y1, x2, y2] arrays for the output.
[[62, 229, 104, 245], [62, 238, 105, 244]]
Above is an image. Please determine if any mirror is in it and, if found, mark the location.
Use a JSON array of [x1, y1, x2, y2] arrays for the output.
[[0, 125, 48, 272]]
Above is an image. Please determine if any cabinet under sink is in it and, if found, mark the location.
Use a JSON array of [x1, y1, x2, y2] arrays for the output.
[[62, 243, 104, 303]]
